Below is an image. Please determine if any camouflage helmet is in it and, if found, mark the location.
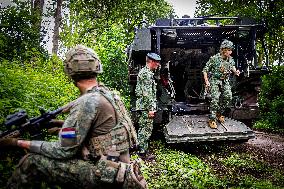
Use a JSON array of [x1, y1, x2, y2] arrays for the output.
[[64, 44, 103, 79], [220, 39, 234, 50]]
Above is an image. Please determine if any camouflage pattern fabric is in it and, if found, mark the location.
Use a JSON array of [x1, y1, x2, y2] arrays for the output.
[[203, 53, 235, 120], [220, 39, 234, 50], [135, 65, 157, 153], [26, 89, 115, 159], [137, 112, 153, 153], [135, 65, 157, 111], [7, 153, 115, 189], [7, 86, 146, 188], [7, 153, 147, 189]]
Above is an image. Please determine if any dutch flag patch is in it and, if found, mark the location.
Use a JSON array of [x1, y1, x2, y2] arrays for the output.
[[61, 127, 76, 138]]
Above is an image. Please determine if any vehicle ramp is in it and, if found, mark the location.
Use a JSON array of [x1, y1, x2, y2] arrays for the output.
[[164, 114, 255, 143]]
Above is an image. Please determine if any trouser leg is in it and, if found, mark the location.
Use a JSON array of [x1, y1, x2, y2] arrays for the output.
[[220, 82, 232, 114], [137, 112, 153, 153], [209, 82, 221, 120], [7, 153, 107, 189]]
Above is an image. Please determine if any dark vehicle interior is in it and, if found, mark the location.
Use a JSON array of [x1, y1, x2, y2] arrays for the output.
[[128, 17, 268, 121]]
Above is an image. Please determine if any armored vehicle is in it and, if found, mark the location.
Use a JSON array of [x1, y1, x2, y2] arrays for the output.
[[128, 17, 269, 143]]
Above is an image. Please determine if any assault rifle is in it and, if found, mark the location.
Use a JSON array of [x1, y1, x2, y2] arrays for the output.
[[0, 103, 72, 139]]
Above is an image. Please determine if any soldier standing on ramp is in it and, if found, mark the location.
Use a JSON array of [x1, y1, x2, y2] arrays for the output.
[[202, 40, 240, 129], [135, 53, 161, 158]]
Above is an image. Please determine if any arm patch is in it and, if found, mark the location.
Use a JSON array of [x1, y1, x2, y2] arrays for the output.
[[60, 127, 77, 147]]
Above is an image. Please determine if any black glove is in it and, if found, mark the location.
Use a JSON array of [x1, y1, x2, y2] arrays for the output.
[[0, 138, 18, 148]]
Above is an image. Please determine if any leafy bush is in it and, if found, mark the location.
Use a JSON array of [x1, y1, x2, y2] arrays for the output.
[[94, 25, 130, 97], [60, 24, 132, 108], [254, 66, 284, 133], [0, 56, 78, 187], [141, 141, 223, 188], [0, 57, 78, 125], [220, 153, 284, 188], [0, 1, 48, 62]]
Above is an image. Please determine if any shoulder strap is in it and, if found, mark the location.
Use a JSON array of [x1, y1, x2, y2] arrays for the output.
[[94, 86, 138, 147]]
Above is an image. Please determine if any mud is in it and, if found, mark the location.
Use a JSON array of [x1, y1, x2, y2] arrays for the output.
[[235, 131, 284, 169], [247, 131, 284, 156]]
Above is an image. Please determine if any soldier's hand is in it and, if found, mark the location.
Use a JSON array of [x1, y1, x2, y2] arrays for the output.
[[148, 111, 155, 119], [235, 70, 240, 76], [47, 127, 61, 134], [0, 138, 18, 148], [49, 119, 64, 127], [205, 80, 210, 88]]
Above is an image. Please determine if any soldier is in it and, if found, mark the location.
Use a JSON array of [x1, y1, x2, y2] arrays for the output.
[[202, 40, 240, 129], [135, 53, 161, 158], [0, 45, 147, 189]]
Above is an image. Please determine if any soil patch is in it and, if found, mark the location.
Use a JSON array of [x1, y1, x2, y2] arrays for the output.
[[233, 131, 284, 170]]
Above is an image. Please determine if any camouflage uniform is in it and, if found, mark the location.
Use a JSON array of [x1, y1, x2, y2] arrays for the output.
[[203, 52, 236, 120], [7, 45, 146, 189], [135, 65, 157, 153]]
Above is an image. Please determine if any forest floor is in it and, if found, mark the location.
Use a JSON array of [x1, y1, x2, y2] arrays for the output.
[[240, 131, 284, 169], [146, 129, 284, 188], [197, 130, 284, 187], [195, 130, 284, 174]]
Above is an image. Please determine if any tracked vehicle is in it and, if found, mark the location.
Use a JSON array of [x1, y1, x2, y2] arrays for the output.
[[128, 17, 269, 143]]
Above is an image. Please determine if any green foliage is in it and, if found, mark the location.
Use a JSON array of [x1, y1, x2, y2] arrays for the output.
[[94, 25, 129, 92], [58, 24, 132, 106], [222, 153, 266, 171], [0, 1, 48, 62], [63, 0, 174, 46], [0, 56, 78, 187], [0, 58, 78, 125], [140, 141, 223, 188], [195, 0, 284, 64], [220, 153, 284, 188], [231, 175, 278, 189], [134, 143, 284, 189], [59, 0, 174, 101], [254, 66, 284, 133]]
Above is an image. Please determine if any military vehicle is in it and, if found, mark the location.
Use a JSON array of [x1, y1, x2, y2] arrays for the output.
[[128, 17, 269, 143]]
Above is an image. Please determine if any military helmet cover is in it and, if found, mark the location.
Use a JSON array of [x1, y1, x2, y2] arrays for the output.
[[220, 39, 234, 50], [64, 44, 103, 79], [147, 52, 161, 61]]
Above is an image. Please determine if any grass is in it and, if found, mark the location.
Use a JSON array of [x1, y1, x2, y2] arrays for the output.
[[133, 141, 284, 189]]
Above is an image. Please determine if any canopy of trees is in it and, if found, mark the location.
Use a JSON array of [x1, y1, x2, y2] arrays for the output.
[[195, 0, 284, 64]]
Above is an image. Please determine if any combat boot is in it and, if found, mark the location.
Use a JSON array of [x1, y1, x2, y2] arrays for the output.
[[145, 153, 155, 160], [138, 152, 146, 159], [138, 151, 155, 160], [216, 113, 225, 123], [208, 119, 217, 129]]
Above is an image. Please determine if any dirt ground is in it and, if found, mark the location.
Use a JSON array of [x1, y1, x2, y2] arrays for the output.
[[233, 131, 284, 170], [168, 129, 284, 172]]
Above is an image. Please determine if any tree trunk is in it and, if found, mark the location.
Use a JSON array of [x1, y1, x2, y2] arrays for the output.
[[52, 0, 63, 55], [32, 0, 45, 45]]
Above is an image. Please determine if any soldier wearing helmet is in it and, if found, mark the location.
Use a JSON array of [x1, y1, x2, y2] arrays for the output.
[[64, 44, 103, 81], [202, 40, 240, 129], [135, 52, 161, 159], [3, 45, 147, 189]]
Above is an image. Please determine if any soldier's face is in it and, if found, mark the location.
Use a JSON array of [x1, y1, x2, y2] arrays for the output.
[[149, 60, 160, 70], [222, 48, 232, 58]]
